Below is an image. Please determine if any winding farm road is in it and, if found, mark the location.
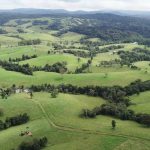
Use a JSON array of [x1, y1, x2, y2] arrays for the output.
[[30, 98, 150, 141]]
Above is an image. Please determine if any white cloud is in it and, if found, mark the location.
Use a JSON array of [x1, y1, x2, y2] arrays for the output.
[[0, 0, 150, 11]]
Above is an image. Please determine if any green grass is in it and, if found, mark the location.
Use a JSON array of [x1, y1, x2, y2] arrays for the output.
[[129, 91, 150, 114], [20, 54, 88, 71], [0, 45, 50, 60], [93, 52, 120, 66], [0, 93, 149, 150], [0, 67, 149, 88], [33, 93, 150, 139], [60, 32, 85, 42], [0, 18, 150, 150], [89, 66, 131, 73], [18, 33, 59, 42], [134, 61, 150, 71], [0, 35, 20, 46]]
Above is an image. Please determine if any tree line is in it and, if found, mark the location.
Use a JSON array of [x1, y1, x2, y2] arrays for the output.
[[95, 45, 124, 54], [81, 102, 150, 127], [63, 50, 91, 58], [0, 61, 33, 75], [32, 20, 49, 25], [18, 39, 41, 46], [29, 80, 150, 105], [9, 54, 37, 62], [0, 60, 67, 75], [118, 47, 150, 65], [4, 79, 149, 107], [0, 113, 29, 131]]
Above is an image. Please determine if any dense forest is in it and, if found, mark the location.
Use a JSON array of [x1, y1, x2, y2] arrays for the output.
[[1, 13, 150, 42]]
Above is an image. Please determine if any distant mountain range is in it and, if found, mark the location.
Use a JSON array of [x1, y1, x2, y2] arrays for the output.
[[0, 8, 150, 18]]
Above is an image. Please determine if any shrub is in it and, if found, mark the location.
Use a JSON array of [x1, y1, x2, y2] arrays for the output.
[[51, 89, 59, 98], [0, 108, 3, 116], [18, 137, 48, 150]]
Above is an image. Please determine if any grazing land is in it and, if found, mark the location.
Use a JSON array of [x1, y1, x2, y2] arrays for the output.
[[0, 11, 149, 150]]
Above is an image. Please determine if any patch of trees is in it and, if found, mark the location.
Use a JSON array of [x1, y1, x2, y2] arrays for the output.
[[33, 62, 67, 73], [118, 48, 150, 65], [0, 28, 7, 34], [75, 60, 92, 73], [130, 65, 140, 70], [80, 38, 105, 47], [32, 20, 49, 25], [9, 54, 37, 62], [134, 113, 150, 127], [124, 79, 150, 96], [0, 61, 33, 75], [18, 137, 48, 150], [55, 29, 68, 37], [17, 29, 25, 33], [63, 50, 91, 58], [79, 38, 124, 53], [32, 62, 68, 74], [42, 62, 67, 73], [75, 63, 89, 73], [47, 20, 62, 30], [0, 113, 29, 131], [0, 88, 11, 99], [51, 89, 59, 98], [99, 59, 121, 67], [80, 109, 96, 118], [99, 60, 140, 70], [52, 43, 66, 50], [91, 103, 134, 120], [96, 45, 124, 54], [18, 39, 41, 46]]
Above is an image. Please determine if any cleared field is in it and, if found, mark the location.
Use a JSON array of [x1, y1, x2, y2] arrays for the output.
[[0, 45, 51, 60], [0, 35, 20, 46], [0, 17, 150, 150], [89, 66, 131, 73], [60, 32, 85, 42], [0, 68, 149, 88], [93, 52, 120, 64], [19, 33, 59, 42], [20, 54, 88, 71], [0, 93, 149, 150], [33, 93, 150, 139], [134, 61, 150, 71]]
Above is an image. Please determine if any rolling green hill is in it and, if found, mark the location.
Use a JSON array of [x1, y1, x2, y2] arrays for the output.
[[0, 13, 149, 150]]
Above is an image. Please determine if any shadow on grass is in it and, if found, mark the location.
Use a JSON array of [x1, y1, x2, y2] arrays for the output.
[[55, 77, 64, 81]]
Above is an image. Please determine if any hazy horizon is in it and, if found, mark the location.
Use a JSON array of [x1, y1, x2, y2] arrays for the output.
[[0, 0, 150, 11]]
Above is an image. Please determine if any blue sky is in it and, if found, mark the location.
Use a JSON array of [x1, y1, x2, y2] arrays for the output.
[[0, 0, 150, 11]]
